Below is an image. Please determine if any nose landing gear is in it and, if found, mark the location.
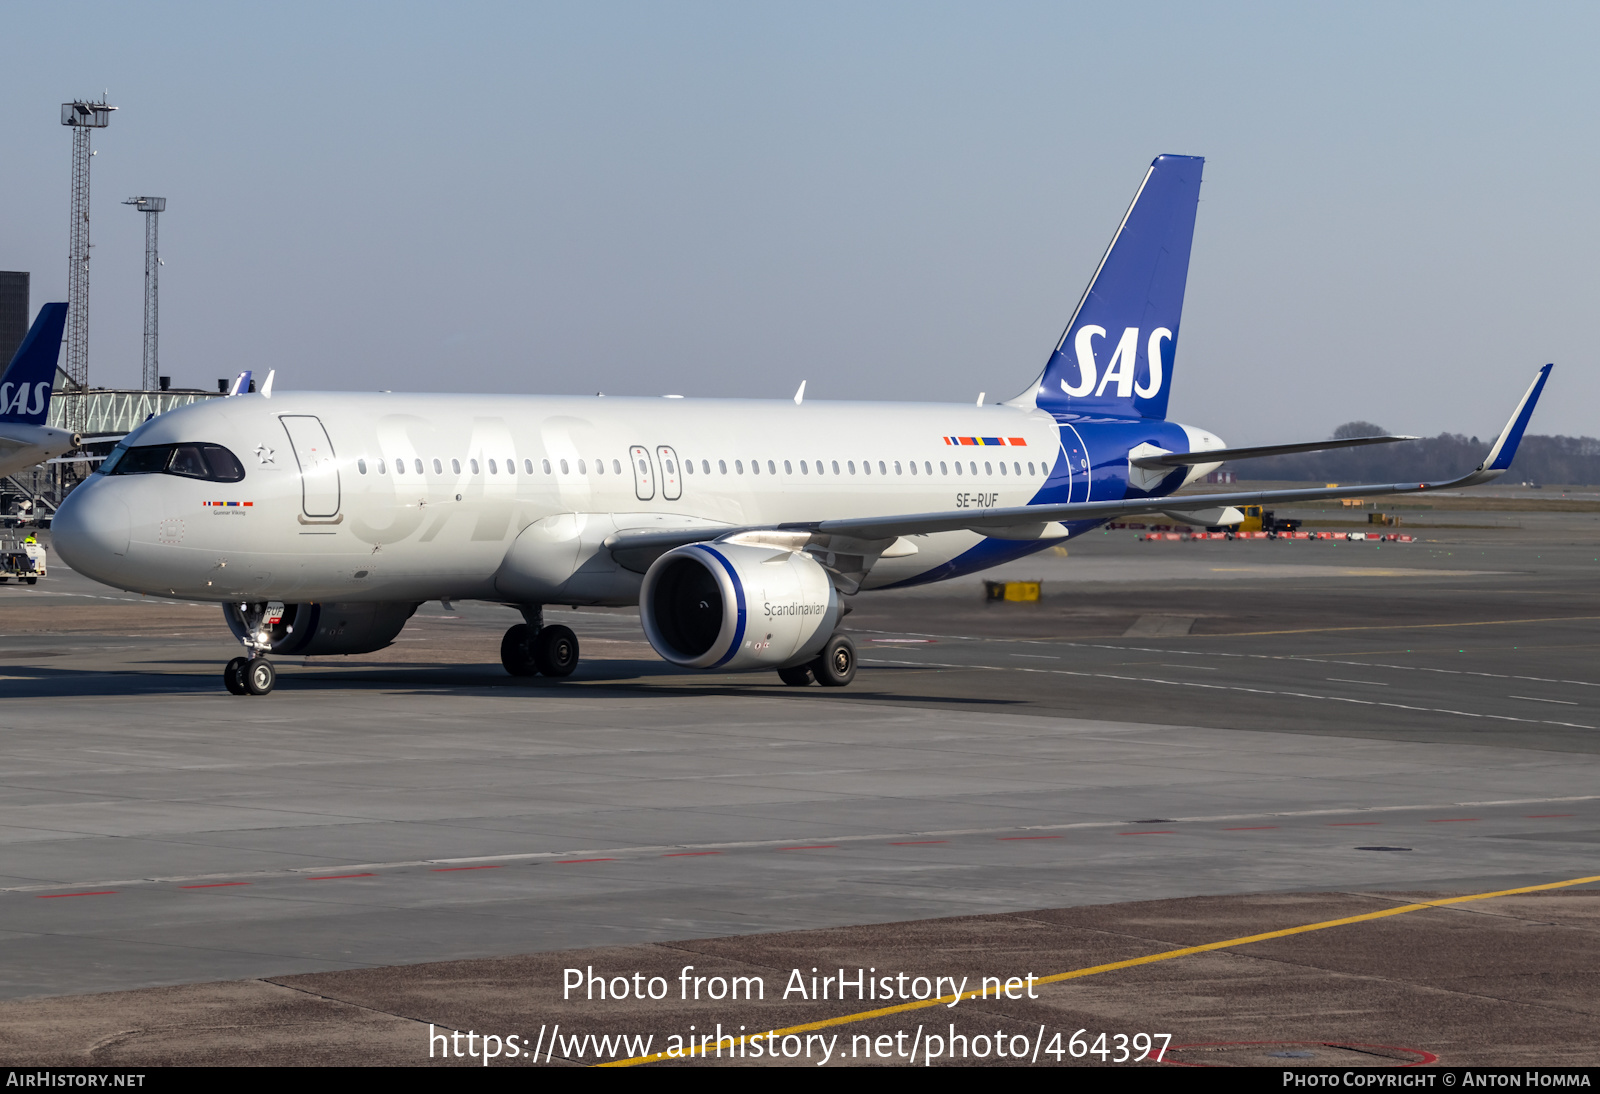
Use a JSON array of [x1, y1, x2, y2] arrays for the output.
[[500, 606, 581, 679], [224, 655, 277, 695], [222, 601, 282, 695]]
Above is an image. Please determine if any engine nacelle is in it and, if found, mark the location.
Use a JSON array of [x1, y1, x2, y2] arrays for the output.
[[224, 601, 419, 657], [640, 543, 840, 671]]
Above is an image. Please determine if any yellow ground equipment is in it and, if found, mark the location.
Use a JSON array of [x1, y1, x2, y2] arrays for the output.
[[985, 580, 1041, 602]]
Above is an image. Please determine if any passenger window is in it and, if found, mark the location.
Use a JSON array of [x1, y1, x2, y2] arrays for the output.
[[970, 461, 978, 475], [506, 458, 516, 475], [893, 461, 901, 475], [925, 461, 933, 475], [831, 460, 840, 474], [415, 458, 424, 475], [358, 459, 368, 475], [594, 459, 604, 475], [940, 462, 948, 475], [395, 459, 406, 475], [847, 461, 856, 474], [471, 459, 481, 474], [614, 459, 624, 475], [452, 458, 462, 474], [683, 460, 693, 475], [800, 460, 808, 474], [750, 460, 758, 475], [1014, 462, 1021, 476], [541, 459, 550, 474], [861, 461, 869, 475], [878, 460, 886, 475], [560, 459, 569, 474], [784, 460, 792, 474], [524, 459, 534, 474], [908, 461, 916, 475], [488, 459, 498, 474], [1028, 462, 1035, 475], [768, 460, 776, 475], [954, 461, 962, 475], [985, 461, 993, 475], [433, 458, 443, 474], [718, 460, 727, 474], [577, 460, 586, 474], [735, 460, 744, 474], [378, 459, 387, 475]]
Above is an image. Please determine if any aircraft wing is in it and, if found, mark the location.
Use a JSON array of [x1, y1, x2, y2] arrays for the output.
[[606, 364, 1550, 563]]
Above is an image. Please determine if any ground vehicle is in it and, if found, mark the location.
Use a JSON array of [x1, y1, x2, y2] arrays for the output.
[[0, 530, 46, 584], [1221, 505, 1302, 534]]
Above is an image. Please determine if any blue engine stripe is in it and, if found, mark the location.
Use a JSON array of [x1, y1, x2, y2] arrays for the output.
[[693, 544, 747, 668]]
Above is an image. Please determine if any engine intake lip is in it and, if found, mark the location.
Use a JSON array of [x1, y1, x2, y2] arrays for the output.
[[640, 544, 746, 668]]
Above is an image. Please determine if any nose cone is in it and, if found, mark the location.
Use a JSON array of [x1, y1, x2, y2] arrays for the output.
[[52, 479, 132, 584]]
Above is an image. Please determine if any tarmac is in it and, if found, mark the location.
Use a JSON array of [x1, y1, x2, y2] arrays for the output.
[[1, 498, 1596, 1066]]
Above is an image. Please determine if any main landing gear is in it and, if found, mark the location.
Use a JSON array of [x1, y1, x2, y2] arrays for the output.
[[776, 632, 857, 688], [501, 606, 580, 679]]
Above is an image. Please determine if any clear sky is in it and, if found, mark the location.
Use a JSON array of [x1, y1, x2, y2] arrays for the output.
[[3, 2, 1595, 443]]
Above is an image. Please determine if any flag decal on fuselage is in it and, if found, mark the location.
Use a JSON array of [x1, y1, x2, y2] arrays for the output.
[[944, 437, 1027, 446]]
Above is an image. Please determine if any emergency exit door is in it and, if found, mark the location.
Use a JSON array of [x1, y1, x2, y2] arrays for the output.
[[656, 446, 682, 500], [280, 415, 341, 519], [629, 445, 654, 500]]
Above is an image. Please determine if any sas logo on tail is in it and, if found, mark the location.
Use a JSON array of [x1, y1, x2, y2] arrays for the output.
[[1059, 326, 1171, 399], [0, 382, 51, 417]]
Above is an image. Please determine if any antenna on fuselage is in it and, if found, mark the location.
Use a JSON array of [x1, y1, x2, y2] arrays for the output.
[[793, 380, 806, 405], [976, 392, 986, 406], [261, 369, 275, 398]]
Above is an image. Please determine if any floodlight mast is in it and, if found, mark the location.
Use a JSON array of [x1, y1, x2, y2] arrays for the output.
[[61, 98, 115, 437], [124, 197, 166, 390]]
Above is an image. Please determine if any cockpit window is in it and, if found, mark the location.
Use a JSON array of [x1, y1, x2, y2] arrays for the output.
[[102, 442, 246, 483]]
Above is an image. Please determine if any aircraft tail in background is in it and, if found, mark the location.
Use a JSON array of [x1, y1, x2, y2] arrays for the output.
[[0, 302, 68, 426]]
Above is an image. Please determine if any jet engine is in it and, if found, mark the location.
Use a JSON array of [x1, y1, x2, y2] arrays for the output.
[[223, 601, 420, 657], [640, 543, 840, 671]]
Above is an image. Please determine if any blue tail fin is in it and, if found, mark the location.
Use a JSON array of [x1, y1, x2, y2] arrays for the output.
[[1029, 155, 1203, 420], [0, 302, 68, 425]]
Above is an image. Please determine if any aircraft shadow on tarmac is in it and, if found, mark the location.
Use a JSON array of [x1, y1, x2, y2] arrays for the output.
[[0, 657, 1020, 708]]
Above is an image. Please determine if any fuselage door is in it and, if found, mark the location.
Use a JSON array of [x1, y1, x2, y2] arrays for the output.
[[629, 445, 655, 500], [656, 445, 682, 500], [280, 415, 341, 518]]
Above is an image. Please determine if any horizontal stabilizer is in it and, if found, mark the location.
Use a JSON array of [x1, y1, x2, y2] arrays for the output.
[[1130, 434, 1418, 469]]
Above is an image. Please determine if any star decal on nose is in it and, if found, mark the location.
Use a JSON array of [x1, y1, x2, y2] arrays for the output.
[[254, 445, 275, 465]]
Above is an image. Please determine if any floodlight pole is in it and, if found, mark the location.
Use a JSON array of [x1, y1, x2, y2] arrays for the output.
[[61, 98, 115, 435], [124, 197, 165, 390]]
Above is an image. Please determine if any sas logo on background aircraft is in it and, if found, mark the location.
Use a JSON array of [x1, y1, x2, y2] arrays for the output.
[[0, 382, 51, 417], [1059, 326, 1171, 399]]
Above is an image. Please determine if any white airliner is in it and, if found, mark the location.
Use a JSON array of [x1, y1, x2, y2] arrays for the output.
[[52, 155, 1552, 696], [0, 303, 76, 478]]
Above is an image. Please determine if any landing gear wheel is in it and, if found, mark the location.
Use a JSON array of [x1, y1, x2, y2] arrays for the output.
[[812, 633, 857, 687], [532, 624, 579, 677], [224, 656, 249, 695], [777, 665, 814, 686], [500, 623, 538, 676], [244, 658, 277, 696]]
